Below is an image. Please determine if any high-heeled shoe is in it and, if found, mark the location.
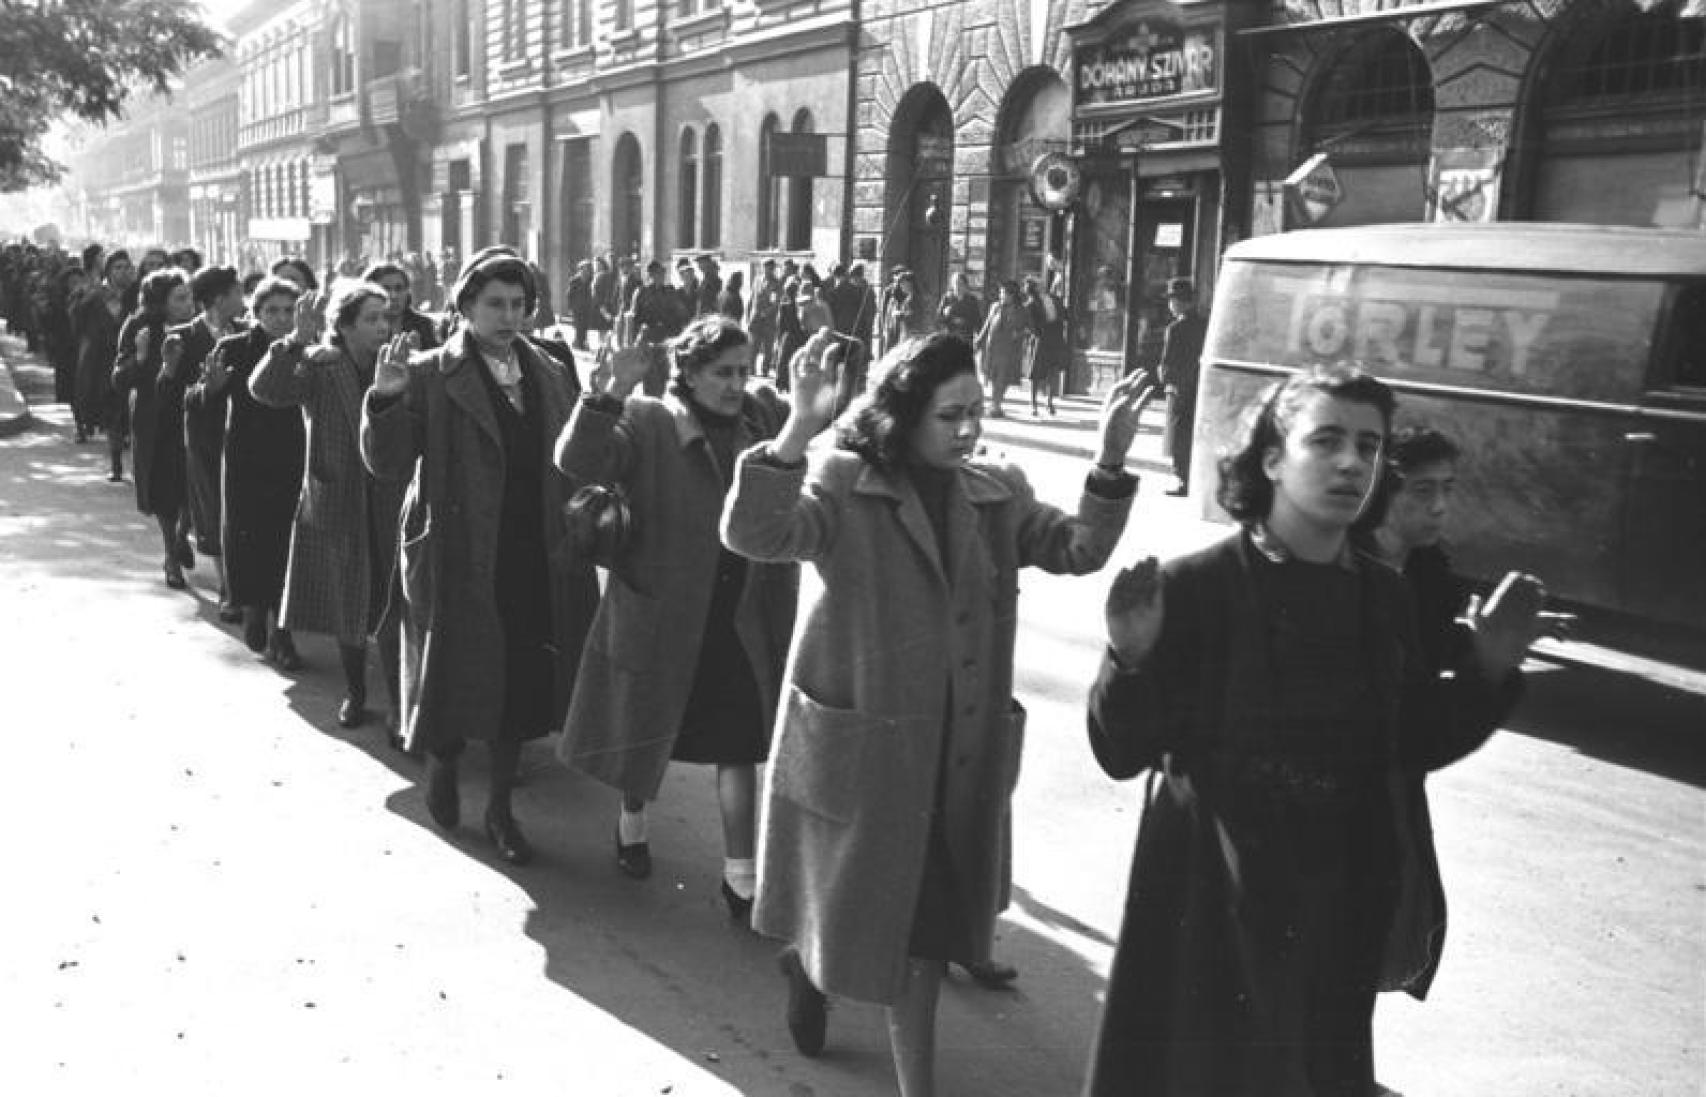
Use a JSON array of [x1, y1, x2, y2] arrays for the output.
[[424, 754, 459, 831], [484, 809, 533, 866], [720, 880, 753, 924]]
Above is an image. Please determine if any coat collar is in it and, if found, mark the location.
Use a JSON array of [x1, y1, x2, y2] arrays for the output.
[[438, 329, 552, 445], [851, 460, 1012, 585]]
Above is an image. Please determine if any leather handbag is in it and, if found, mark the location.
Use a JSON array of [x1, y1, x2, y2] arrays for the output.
[[563, 482, 632, 569]]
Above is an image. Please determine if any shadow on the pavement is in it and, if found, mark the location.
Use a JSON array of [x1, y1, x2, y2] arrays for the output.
[[1503, 658, 1706, 788], [3, 397, 1114, 1095]]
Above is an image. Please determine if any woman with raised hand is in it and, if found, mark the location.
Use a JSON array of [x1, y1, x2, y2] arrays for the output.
[[556, 313, 797, 915], [722, 332, 1154, 1096], [363, 251, 598, 866], [114, 267, 196, 589], [1085, 365, 1547, 1097], [252, 280, 405, 733], [216, 276, 308, 669]]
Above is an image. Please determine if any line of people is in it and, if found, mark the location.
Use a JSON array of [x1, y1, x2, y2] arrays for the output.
[[7, 233, 1558, 1097]]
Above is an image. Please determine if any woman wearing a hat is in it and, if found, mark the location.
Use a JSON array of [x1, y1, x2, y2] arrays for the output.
[[361, 249, 599, 866]]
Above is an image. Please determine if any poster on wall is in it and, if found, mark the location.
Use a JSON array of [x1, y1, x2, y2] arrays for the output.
[[1430, 147, 1503, 223]]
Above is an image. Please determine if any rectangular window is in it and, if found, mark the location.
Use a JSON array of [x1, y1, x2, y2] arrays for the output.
[[614, 0, 633, 32], [454, 0, 472, 76]]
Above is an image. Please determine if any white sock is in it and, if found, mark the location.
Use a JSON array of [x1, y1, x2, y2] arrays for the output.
[[724, 857, 756, 900], [618, 807, 647, 845]]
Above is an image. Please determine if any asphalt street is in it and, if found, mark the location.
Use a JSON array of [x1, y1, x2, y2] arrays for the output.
[[1, 335, 1702, 1096]]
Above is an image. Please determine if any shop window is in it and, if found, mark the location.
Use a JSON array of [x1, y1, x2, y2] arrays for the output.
[[679, 128, 699, 247], [1547, 9, 1706, 105], [757, 113, 780, 249], [702, 123, 722, 249]]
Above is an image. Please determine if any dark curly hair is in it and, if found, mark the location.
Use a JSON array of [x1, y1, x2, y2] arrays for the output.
[[838, 333, 977, 472], [326, 280, 389, 346], [137, 267, 187, 318], [1216, 362, 1397, 526], [669, 314, 751, 394]]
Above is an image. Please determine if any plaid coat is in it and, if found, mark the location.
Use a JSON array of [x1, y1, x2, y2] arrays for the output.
[[251, 339, 403, 644]]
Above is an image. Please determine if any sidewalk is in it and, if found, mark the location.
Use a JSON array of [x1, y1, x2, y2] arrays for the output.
[[0, 330, 34, 437], [978, 392, 1174, 478]]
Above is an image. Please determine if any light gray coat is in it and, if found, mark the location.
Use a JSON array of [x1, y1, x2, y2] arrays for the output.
[[722, 448, 1134, 1004]]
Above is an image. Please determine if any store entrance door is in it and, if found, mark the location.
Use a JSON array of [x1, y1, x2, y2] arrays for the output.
[[1130, 196, 1196, 380]]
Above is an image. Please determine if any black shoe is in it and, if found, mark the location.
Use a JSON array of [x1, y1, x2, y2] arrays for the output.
[[425, 755, 460, 831], [242, 608, 268, 653], [614, 827, 652, 879], [175, 539, 195, 570], [958, 959, 1019, 989], [721, 879, 754, 924], [107, 466, 124, 483], [484, 809, 533, 866], [1164, 484, 1189, 497], [74, 428, 88, 443], [217, 600, 243, 624], [163, 561, 187, 590], [337, 695, 367, 728], [778, 948, 827, 1058], [266, 629, 303, 673]]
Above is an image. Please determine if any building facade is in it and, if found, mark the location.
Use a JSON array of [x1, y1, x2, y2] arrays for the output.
[[185, 60, 244, 263]]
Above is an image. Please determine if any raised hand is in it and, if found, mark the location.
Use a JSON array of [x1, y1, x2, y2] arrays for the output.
[[1464, 570, 1549, 680], [159, 331, 185, 379], [1095, 373, 1159, 470], [771, 329, 842, 465], [293, 292, 325, 345], [203, 345, 230, 393], [372, 331, 418, 398], [1105, 557, 1165, 669]]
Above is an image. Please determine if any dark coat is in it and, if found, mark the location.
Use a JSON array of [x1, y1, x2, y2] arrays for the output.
[[1083, 532, 1520, 1097], [723, 451, 1134, 1005], [554, 388, 797, 798], [1159, 309, 1208, 470], [115, 313, 188, 519], [252, 339, 403, 645], [72, 288, 123, 425], [1024, 292, 1069, 383], [218, 326, 304, 610], [179, 316, 240, 554], [397, 307, 441, 351], [362, 330, 599, 750]]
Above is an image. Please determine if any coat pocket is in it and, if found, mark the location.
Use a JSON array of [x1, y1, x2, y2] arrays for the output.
[[771, 685, 879, 826]]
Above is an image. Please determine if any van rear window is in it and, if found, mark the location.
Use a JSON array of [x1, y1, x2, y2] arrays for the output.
[[1207, 261, 1664, 403]]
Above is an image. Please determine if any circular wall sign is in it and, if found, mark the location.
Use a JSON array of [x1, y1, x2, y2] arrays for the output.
[[1030, 152, 1083, 211]]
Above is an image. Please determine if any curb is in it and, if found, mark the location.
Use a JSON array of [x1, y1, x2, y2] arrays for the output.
[[0, 334, 33, 438]]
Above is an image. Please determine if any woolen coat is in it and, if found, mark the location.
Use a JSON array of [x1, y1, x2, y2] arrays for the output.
[[116, 313, 189, 519], [722, 449, 1134, 1005], [1082, 532, 1521, 1096], [554, 387, 798, 799], [362, 329, 600, 751], [251, 339, 404, 645], [218, 326, 304, 610], [179, 316, 238, 554]]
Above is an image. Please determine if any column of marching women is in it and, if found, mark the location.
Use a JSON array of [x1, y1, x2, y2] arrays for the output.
[[4, 233, 1555, 1097]]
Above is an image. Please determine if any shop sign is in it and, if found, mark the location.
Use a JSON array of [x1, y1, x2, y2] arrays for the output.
[[1075, 21, 1218, 107], [1283, 153, 1342, 225]]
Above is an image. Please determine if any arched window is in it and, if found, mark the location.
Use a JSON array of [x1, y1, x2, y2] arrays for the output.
[[702, 123, 722, 248], [1305, 29, 1433, 155], [613, 133, 644, 259], [757, 113, 780, 249], [787, 109, 814, 251], [679, 127, 699, 248]]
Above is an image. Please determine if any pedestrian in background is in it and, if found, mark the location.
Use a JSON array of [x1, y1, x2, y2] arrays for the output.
[[937, 270, 983, 341], [974, 279, 1030, 419], [556, 314, 795, 913], [1158, 277, 1207, 496], [171, 264, 248, 619], [747, 259, 782, 378], [216, 277, 307, 669], [114, 266, 196, 589], [1086, 365, 1545, 1097], [627, 260, 690, 397], [252, 280, 405, 732], [772, 276, 803, 394], [1022, 274, 1068, 417], [365, 260, 441, 350], [43, 265, 84, 408], [722, 332, 1154, 1096], [75, 251, 134, 477], [363, 251, 599, 866], [695, 254, 723, 318], [717, 270, 745, 322]]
